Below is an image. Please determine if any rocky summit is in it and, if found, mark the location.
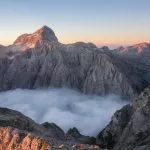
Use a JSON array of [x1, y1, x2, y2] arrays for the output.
[[0, 26, 150, 99], [14, 26, 58, 50]]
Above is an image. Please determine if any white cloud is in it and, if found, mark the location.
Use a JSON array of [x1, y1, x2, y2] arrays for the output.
[[0, 88, 128, 136]]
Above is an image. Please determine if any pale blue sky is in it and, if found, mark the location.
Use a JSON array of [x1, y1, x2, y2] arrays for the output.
[[0, 0, 150, 47]]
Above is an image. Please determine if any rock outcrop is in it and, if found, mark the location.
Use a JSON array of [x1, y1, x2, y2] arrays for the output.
[[0, 107, 101, 150], [97, 88, 150, 150], [0, 45, 8, 58], [67, 127, 96, 145], [0, 26, 145, 99], [1, 88, 150, 150], [0, 127, 51, 150], [0, 26, 149, 99]]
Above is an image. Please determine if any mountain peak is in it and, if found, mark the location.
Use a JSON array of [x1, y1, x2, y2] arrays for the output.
[[14, 25, 58, 49], [37, 25, 55, 35], [132, 42, 150, 49], [116, 42, 150, 55], [41, 25, 51, 30]]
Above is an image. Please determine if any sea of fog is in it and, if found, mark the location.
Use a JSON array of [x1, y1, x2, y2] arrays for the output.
[[0, 88, 128, 136]]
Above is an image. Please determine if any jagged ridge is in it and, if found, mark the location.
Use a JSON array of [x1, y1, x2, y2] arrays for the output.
[[0, 26, 150, 99], [97, 88, 150, 150]]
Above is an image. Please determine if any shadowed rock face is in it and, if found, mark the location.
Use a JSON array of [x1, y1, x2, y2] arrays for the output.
[[0, 108, 52, 150], [97, 88, 150, 150], [114, 42, 150, 87], [0, 44, 135, 99], [66, 127, 96, 145], [115, 43, 150, 56], [41, 122, 65, 140], [0, 107, 43, 134], [0, 26, 135, 99], [0, 107, 100, 150], [0, 26, 150, 99]]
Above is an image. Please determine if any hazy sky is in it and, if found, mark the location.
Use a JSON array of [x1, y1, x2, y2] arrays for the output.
[[0, 0, 150, 47]]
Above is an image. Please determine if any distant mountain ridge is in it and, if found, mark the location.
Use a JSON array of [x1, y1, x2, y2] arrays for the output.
[[115, 42, 150, 55]]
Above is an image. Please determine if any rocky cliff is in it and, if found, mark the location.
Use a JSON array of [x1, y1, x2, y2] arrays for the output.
[[97, 88, 150, 150], [1, 26, 150, 99], [0, 107, 101, 150], [114, 43, 150, 86]]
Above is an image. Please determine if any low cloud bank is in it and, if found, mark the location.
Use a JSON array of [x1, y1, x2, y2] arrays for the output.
[[0, 88, 128, 136]]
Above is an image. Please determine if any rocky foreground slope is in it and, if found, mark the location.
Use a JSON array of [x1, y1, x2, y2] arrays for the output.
[[1, 88, 150, 150], [97, 88, 150, 150], [0, 107, 100, 150], [0, 26, 150, 99]]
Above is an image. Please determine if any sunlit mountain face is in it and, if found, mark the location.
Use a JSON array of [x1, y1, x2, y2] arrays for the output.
[[14, 26, 59, 50]]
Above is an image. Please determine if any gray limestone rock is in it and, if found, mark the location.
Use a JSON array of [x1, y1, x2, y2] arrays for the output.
[[0, 42, 135, 99], [0, 26, 150, 99], [97, 88, 150, 150]]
